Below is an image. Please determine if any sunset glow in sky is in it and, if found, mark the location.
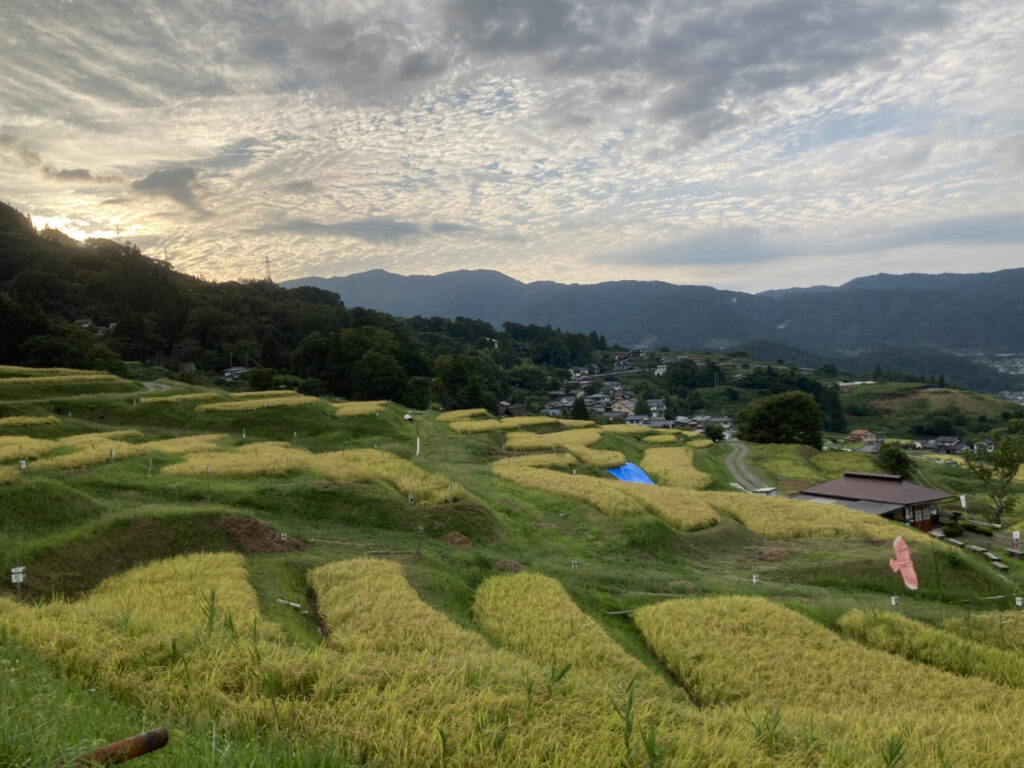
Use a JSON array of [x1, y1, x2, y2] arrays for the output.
[[2, 1, 1022, 291]]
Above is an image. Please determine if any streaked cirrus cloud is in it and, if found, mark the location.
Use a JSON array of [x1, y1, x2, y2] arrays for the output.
[[0, 0, 1020, 290]]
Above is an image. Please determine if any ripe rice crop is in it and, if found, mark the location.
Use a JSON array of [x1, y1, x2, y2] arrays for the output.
[[600, 424, 658, 435], [688, 439, 713, 448], [566, 445, 626, 469], [678, 430, 701, 439], [0, 365, 99, 377], [0, 374, 139, 399], [315, 449, 463, 504], [0, 553, 785, 767], [33, 439, 149, 470], [943, 610, 1024, 652], [641, 446, 712, 490], [0, 374, 118, 386], [334, 400, 388, 417], [0, 415, 59, 427], [144, 434, 227, 454], [472, 572, 662, 682], [436, 408, 489, 422], [496, 452, 577, 468], [162, 443, 462, 504], [703, 491, 932, 542], [0, 436, 58, 462], [642, 434, 679, 444], [231, 389, 303, 399], [195, 395, 321, 412], [61, 430, 143, 445], [628, 485, 719, 531], [492, 462, 647, 515], [633, 595, 1024, 766], [499, 416, 559, 428], [140, 392, 221, 404], [306, 559, 729, 767], [448, 419, 511, 434], [491, 462, 717, 531], [163, 444, 317, 478], [923, 453, 967, 467], [504, 427, 601, 452], [838, 609, 1024, 688], [557, 418, 595, 428]]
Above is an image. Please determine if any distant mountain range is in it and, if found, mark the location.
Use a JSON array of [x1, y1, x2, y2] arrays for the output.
[[284, 268, 1024, 356]]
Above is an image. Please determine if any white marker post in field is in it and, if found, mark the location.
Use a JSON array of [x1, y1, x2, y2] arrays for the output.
[[11, 566, 25, 599]]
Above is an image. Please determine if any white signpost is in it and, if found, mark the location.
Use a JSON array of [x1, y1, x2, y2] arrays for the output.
[[1014, 531, 1020, 553], [11, 566, 25, 599], [960, 494, 967, 511]]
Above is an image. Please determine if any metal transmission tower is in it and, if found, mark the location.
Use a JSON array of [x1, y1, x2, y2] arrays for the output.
[[263, 255, 273, 283]]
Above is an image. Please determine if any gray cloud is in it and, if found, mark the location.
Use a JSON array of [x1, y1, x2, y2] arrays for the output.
[[274, 217, 424, 241], [131, 168, 203, 211], [597, 226, 786, 267], [834, 213, 1024, 254]]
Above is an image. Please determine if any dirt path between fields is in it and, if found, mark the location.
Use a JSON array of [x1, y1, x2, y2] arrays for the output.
[[724, 441, 770, 491]]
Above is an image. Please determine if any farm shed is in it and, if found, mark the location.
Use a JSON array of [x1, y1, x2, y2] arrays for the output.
[[793, 472, 953, 532]]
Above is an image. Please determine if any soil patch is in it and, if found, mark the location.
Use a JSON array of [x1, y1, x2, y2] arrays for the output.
[[3, 513, 304, 602], [667, 580, 701, 593], [754, 547, 795, 562], [440, 531, 472, 548], [494, 559, 524, 572], [216, 514, 307, 553]]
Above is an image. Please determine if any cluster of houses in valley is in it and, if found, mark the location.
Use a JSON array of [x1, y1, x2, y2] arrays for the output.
[[542, 377, 732, 436], [842, 429, 993, 456]]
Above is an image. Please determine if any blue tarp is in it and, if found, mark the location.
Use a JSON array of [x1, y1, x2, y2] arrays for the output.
[[606, 462, 655, 484]]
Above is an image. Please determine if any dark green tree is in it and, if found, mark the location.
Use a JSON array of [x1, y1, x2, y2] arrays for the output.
[[736, 391, 822, 448], [877, 442, 912, 478], [570, 396, 589, 421], [634, 398, 652, 417], [704, 423, 725, 442]]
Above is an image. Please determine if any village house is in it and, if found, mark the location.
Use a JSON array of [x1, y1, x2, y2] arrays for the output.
[[934, 435, 965, 454], [793, 472, 953, 531], [845, 429, 876, 443]]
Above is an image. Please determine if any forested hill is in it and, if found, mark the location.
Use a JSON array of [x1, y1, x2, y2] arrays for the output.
[[0, 201, 605, 409], [286, 267, 1024, 357]]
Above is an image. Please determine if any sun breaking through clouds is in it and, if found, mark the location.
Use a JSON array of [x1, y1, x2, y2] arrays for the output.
[[1, 0, 1021, 291]]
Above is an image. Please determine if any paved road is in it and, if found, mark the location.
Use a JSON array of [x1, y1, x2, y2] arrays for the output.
[[724, 440, 770, 491]]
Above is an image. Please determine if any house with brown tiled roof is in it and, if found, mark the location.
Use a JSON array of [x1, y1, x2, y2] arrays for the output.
[[793, 472, 953, 531]]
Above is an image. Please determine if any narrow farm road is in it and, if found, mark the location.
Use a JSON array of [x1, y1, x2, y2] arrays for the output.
[[724, 441, 770, 491]]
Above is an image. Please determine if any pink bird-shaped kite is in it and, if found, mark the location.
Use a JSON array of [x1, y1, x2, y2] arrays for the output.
[[889, 536, 919, 590]]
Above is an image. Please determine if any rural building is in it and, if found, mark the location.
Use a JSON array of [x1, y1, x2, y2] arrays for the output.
[[845, 429, 876, 443], [793, 472, 953, 531], [498, 401, 526, 417]]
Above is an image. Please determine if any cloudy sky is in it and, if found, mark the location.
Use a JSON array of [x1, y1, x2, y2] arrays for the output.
[[1, 0, 1021, 292]]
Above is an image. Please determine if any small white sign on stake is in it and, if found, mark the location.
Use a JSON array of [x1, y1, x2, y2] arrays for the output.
[[752, 574, 759, 584], [11, 566, 25, 584], [890, 595, 899, 607], [1016, 596, 1023, 608], [960, 494, 967, 510], [1014, 531, 1020, 553]]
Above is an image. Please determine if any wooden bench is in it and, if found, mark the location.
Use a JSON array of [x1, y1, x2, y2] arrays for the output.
[[946, 538, 965, 547], [929, 529, 946, 538], [983, 551, 1001, 562], [993, 561, 1010, 571], [1005, 549, 1024, 559], [966, 544, 987, 554]]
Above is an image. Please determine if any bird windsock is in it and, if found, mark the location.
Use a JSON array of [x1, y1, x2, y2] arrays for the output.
[[889, 536, 918, 590]]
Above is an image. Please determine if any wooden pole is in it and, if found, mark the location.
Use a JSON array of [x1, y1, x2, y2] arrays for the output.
[[65, 727, 168, 765]]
